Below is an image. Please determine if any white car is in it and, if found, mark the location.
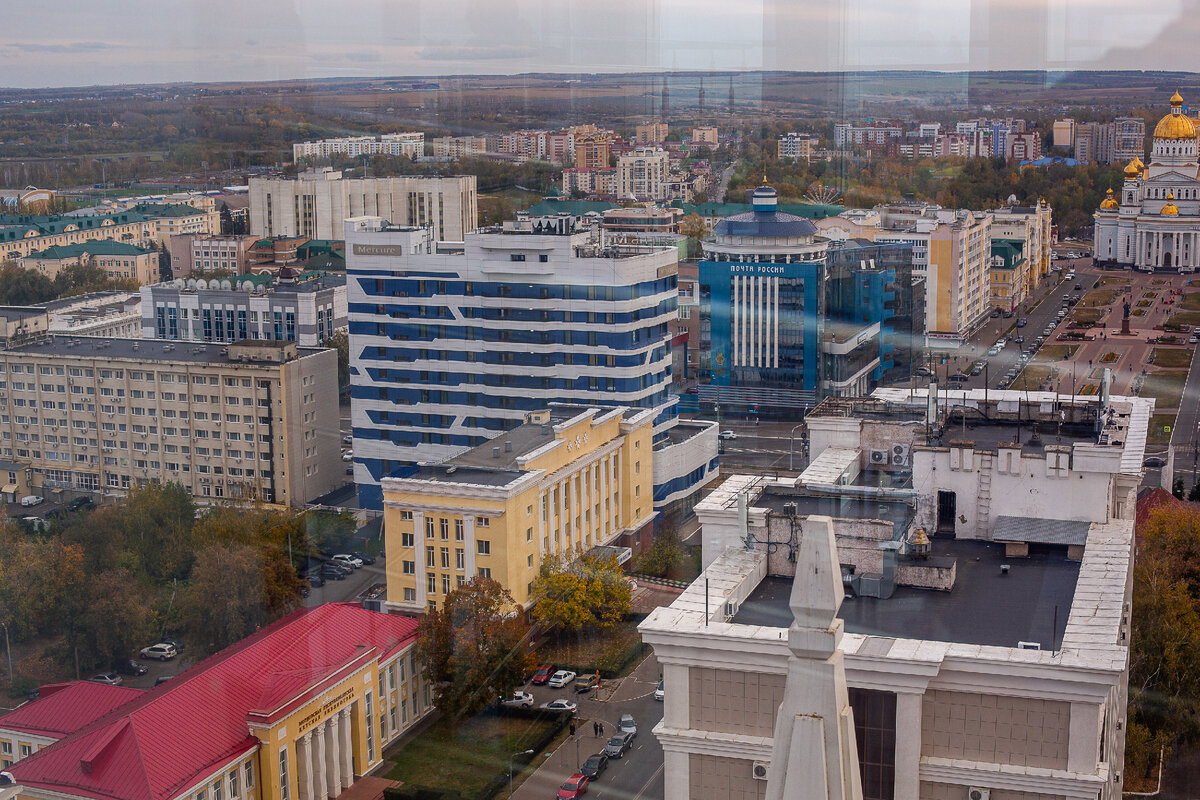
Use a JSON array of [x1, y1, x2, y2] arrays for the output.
[[547, 669, 577, 688], [654, 680, 664, 701], [139, 643, 178, 661], [719, 430, 737, 440], [19, 495, 43, 507], [342, 452, 354, 462], [540, 698, 578, 712], [332, 554, 363, 569], [500, 690, 535, 708]]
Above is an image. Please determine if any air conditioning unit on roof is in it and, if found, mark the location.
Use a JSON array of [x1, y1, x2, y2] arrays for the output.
[[869, 449, 888, 465]]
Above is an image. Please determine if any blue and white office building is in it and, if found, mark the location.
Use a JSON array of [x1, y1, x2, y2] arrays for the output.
[[698, 186, 922, 415], [345, 215, 717, 510]]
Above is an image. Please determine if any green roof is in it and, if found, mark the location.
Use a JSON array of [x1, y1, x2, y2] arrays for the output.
[[27, 241, 155, 260], [670, 200, 844, 220], [296, 239, 344, 259], [990, 238, 1026, 270], [0, 211, 151, 243], [522, 199, 617, 216]]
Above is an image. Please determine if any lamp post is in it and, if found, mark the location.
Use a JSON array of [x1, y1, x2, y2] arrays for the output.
[[789, 423, 806, 471], [0, 621, 10, 687], [509, 749, 534, 799]]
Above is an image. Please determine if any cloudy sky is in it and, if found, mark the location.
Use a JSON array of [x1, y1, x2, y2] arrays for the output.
[[2, 0, 1197, 88]]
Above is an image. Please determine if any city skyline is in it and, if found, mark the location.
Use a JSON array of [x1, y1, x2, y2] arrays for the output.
[[4, 0, 1199, 89]]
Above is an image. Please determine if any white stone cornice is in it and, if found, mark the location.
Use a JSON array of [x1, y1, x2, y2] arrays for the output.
[[653, 723, 773, 761], [919, 755, 1108, 799]]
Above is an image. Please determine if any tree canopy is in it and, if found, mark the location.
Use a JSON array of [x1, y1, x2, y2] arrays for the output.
[[530, 553, 631, 634]]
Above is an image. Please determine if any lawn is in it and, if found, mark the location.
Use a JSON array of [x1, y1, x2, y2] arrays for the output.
[[1182, 291, 1200, 311], [1151, 348, 1195, 369], [537, 620, 646, 678], [1148, 413, 1178, 446], [1100, 276, 1131, 286], [1083, 289, 1119, 307], [386, 713, 564, 799], [1072, 308, 1104, 325], [1012, 365, 1054, 391], [1140, 370, 1189, 409], [1038, 344, 1078, 361]]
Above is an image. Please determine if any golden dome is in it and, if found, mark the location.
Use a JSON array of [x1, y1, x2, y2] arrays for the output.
[[1124, 159, 1141, 178], [1154, 92, 1197, 140], [1134, 156, 1145, 170], [1099, 188, 1119, 210], [1161, 191, 1180, 216]]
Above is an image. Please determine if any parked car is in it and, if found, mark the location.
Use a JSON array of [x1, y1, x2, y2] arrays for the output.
[[160, 638, 185, 653], [654, 680, 664, 701], [1016, 318, 1027, 328], [320, 565, 348, 581], [618, 714, 637, 737], [19, 495, 43, 507], [581, 753, 609, 780], [541, 699, 578, 713], [116, 659, 147, 676], [1014, 336, 1024, 344], [139, 643, 178, 661], [342, 435, 353, 445], [574, 674, 600, 693], [719, 430, 737, 440], [531, 664, 555, 685], [970, 364, 983, 376], [1144, 456, 1167, 468], [342, 452, 354, 462], [915, 366, 934, 377], [351, 551, 376, 565], [1190, 336, 1198, 345], [500, 690, 535, 708], [66, 496, 95, 512], [603, 731, 635, 758], [548, 669, 577, 688], [89, 672, 123, 686], [557, 774, 589, 799], [307, 573, 326, 588], [332, 554, 363, 569], [684, 386, 699, 394]]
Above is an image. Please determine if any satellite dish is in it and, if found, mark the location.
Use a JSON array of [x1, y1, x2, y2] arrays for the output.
[[185, 279, 197, 290], [172, 278, 185, 289], [240, 281, 254, 291], [220, 279, 232, 290], [195, 279, 208, 290], [256, 284, 268, 294]]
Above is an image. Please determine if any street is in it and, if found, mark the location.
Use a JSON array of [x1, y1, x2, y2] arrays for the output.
[[512, 654, 664, 800]]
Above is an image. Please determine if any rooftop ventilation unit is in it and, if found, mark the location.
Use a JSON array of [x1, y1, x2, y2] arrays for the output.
[[751, 762, 769, 781], [891, 444, 910, 466], [869, 449, 888, 465]]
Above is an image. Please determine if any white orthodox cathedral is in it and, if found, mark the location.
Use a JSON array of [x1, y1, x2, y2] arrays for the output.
[[1095, 91, 1200, 272]]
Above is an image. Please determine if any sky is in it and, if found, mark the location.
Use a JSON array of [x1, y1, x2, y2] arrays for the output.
[[2, 0, 1198, 89]]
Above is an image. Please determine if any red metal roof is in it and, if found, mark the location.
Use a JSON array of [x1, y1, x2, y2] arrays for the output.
[[0, 683, 144, 740], [10, 603, 419, 800]]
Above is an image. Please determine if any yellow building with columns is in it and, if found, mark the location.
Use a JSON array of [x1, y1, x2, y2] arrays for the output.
[[381, 404, 657, 614], [7, 603, 430, 800]]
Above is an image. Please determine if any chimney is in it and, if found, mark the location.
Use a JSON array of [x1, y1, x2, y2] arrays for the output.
[[504, 440, 512, 453], [492, 446, 501, 458]]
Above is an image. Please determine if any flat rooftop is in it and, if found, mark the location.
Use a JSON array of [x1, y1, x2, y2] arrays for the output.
[[406, 464, 524, 487], [656, 420, 714, 447], [733, 537, 1080, 650], [936, 419, 1098, 451], [4, 336, 322, 365], [757, 487, 914, 540]]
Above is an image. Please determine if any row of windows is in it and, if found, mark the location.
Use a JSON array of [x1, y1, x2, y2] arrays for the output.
[[358, 321, 671, 350], [189, 759, 255, 800], [360, 276, 676, 302], [359, 298, 676, 326]]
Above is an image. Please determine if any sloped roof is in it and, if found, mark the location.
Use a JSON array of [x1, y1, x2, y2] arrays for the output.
[[129, 203, 208, 219], [0, 682, 143, 740], [521, 199, 616, 216], [10, 603, 419, 800], [27, 241, 155, 260]]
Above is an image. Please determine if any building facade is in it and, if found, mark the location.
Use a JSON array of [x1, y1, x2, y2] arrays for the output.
[[635, 122, 669, 144], [777, 132, 816, 161], [574, 134, 611, 170], [617, 147, 671, 201], [169, 234, 259, 277], [132, 203, 221, 244], [7, 604, 432, 800], [249, 169, 478, 243], [0, 338, 340, 506], [431, 136, 487, 159], [691, 126, 719, 147], [345, 216, 690, 509], [380, 405, 658, 613], [141, 272, 346, 347], [293, 133, 424, 162], [21, 241, 160, 285], [46, 291, 142, 338], [1095, 92, 1200, 271]]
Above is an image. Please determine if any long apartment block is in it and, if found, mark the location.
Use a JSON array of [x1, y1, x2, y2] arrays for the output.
[[0, 337, 340, 505]]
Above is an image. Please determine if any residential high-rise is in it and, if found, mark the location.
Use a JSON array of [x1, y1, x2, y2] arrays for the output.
[[777, 132, 817, 161], [635, 122, 669, 145], [345, 215, 690, 510], [0, 337, 340, 505], [617, 146, 670, 201], [692, 126, 719, 147], [1052, 118, 1076, 148], [249, 169, 478, 243], [574, 134, 611, 170], [292, 133, 424, 162], [431, 135, 487, 159]]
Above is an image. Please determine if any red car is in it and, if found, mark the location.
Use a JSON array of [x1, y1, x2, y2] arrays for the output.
[[531, 664, 555, 685], [557, 773, 589, 799]]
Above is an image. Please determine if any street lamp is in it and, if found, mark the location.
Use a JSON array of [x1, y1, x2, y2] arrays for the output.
[[509, 749, 534, 798], [0, 621, 10, 687], [789, 423, 806, 471]]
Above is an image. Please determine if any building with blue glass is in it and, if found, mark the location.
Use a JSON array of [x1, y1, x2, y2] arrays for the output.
[[345, 215, 717, 510], [698, 187, 921, 415]]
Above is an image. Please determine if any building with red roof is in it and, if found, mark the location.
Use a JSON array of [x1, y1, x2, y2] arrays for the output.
[[7, 603, 428, 800], [0, 682, 144, 768]]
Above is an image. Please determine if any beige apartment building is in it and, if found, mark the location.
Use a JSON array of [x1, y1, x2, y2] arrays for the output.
[[131, 203, 221, 244], [691, 126, 719, 147], [431, 136, 487, 159], [617, 147, 671, 202], [21, 241, 160, 285], [249, 169, 478, 242], [0, 337, 340, 506], [991, 200, 1053, 307], [169, 233, 258, 277], [635, 122, 669, 144], [0, 211, 158, 262]]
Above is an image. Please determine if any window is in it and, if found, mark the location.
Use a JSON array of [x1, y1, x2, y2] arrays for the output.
[[425, 546, 435, 567], [440, 547, 449, 568], [425, 517, 434, 538], [228, 769, 239, 799], [454, 518, 464, 540], [402, 560, 415, 574], [403, 587, 416, 602], [244, 761, 254, 790], [364, 693, 375, 763], [439, 517, 449, 539], [455, 548, 464, 569], [477, 567, 492, 579], [400, 510, 413, 520], [427, 574, 436, 593], [402, 532, 414, 547], [477, 540, 490, 555], [212, 777, 223, 800], [476, 517, 490, 528]]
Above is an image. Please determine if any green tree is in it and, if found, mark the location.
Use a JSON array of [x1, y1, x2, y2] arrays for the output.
[[632, 528, 687, 578], [321, 330, 350, 395], [219, 202, 235, 235], [415, 577, 533, 719], [530, 553, 631, 633], [0, 262, 55, 305], [678, 212, 709, 259], [70, 569, 157, 670]]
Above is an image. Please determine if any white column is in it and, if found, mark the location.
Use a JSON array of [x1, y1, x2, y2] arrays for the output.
[[312, 722, 328, 800], [663, 664, 689, 729], [1067, 701, 1102, 774], [463, 514, 477, 575], [537, 491, 547, 558], [325, 715, 341, 798], [598, 458, 609, 543], [339, 708, 354, 788], [772, 276, 780, 368], [413, 512, 426, 607], [731, 275, 740, 366], [298, 734, 314, 800], [893, 692, 922, 800], [663, 749, 689, 800]]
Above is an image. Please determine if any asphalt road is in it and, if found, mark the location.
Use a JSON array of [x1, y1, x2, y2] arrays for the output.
[[512, 654, 664, 800], [1169, 345, 1200, 486]]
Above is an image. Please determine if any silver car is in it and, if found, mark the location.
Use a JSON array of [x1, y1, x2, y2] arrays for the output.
[[603, 731, 635, 758]]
